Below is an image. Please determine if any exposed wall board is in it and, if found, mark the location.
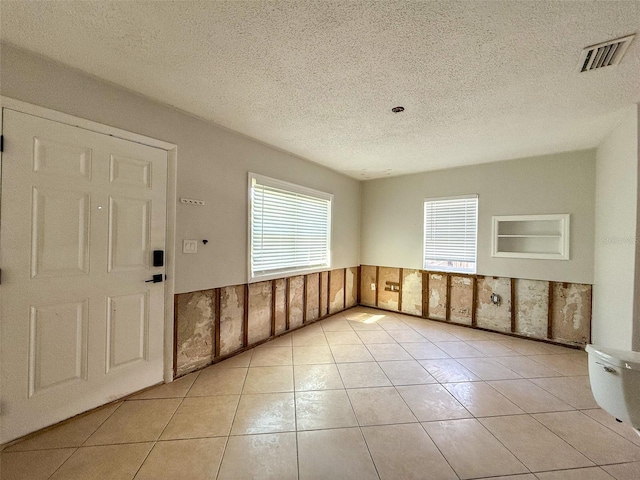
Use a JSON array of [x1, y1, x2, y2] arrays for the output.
[[319, 271, 329, 317], [329, 269, 345, 314], [401, 269, 422, 316], [274, 278, 287, 334], [514, 279, 549, 339], [360, 265, 377, 307], [346, 267, 357, 308], [476, 277, 511, 333], [306, 273, 320, 322], [220, 285, 245, 356], [248, 281, 272, 345], [551, 283, 592, 345], [377, 267, 399, 311], [289, 276, 305, 328], [428, 274, 447, 320], [449, 276, 473, 325], [175, 290, 214, 375]]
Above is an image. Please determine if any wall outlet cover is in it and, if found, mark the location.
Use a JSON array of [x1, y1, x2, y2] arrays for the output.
[[371, 283, 376, 290], [183, 239, 198, 254]]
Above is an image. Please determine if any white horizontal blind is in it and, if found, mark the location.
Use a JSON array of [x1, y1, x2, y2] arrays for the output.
[[250, 174, 331, 279], [424, 195, 478, 273]]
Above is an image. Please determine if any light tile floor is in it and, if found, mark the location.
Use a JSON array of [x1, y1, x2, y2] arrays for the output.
[[3, 306, 640, 480]]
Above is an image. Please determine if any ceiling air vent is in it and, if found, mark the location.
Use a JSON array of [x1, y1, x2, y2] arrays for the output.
[[578, 34, 635, 72]]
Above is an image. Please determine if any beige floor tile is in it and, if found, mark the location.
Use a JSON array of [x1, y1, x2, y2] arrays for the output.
[[231, 393, 295, 434], [424, 418, 527, 479], [416, 329, 460, 342], [534, 467, 616, 479], [0, 448, 76, 480], [293, 345, 334, 365], [457, 357, 523, 380], [434, 341, 487, 358], [387, 329, 428, 343], [488, 379, 574, 413], [378, 360, 436, 386], [401, 342, 450, 360], [160, 395, 239, 439], [50, 443, 153, 480], [496, 338, 557, 355], [602, 461, 640, 480], [216, 350, 253, 368], [250, 346, 293, 366], [5, 402, 121, 451], [445, 382, 524, 417], [480, 415, 593, 471], [348, 320, 385, 331], [320, 318, 355, 332], [324, 331, 363, 345], [337, 362, 391, 388], [531, 376, 598, 409], [292, 330, 328, 346], [347, 387, 416, 425], [397, 384, 471, 421], [330, 344, 375, 363], [356, 330, 397, 344], [533, 411, 640, 465], [528, 354, 588, 376], [582, 409, 640, 447], [294, 363, 344, 391], [135, 437, 226, 480], [296, 390, 358, 430], [133, 373, 199, 400], [419, 359, 481, 383], [366, 343, 413, 361], [218, 432, 298, 480], [188, 366, 248, 396], [486, 476, 537, 480], [377, 318, 412, 330], [493, 356, 564, 378], [242, 366, 294, 393], [298, 427, 379, 480], [362, 423, 457, 480], [84, 399, 181, 445], [258, 334, 292, 347], [465, 340, 520, 356], [449, 328, 496, 341]]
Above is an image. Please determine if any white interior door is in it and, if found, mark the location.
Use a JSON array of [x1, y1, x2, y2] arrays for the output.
[[0, 109, 167, 444]]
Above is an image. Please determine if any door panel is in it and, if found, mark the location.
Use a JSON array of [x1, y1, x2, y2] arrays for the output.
[[1, 109, 168, 443]]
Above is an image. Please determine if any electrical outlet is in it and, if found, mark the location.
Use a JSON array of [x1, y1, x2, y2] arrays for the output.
[[371, 283, 376, 291]]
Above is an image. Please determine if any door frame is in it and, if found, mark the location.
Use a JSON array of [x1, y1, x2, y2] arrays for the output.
[[0, 96, 178, 384]]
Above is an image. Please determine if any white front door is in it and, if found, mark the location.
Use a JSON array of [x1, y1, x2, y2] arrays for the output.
[[0, 109, 168, 444]]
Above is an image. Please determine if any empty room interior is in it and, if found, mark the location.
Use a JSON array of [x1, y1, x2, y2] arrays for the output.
[[2, 1, 640, 479]]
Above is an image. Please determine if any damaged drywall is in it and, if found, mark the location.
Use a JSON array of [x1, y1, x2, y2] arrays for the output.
[[274, 278, 287, 334], [401, 269, 422, 316], [289, 276, 304, 328], [247, 281, 272, 345], [377, 267, 399, 311], [514, 279, 549, 339], [220, 285, 245, 356], [320, 271, 329, 317], [346, 267, 357, 308], [360, 265, 377, 307], [175, 290, 214, 375], [306, 273, 320, 322], [476, 277, 511, 333], [329, 270, 345, 314], [551, 282, 592, 345], [428, 273, 447, 320], [449, 276, 473, 325]]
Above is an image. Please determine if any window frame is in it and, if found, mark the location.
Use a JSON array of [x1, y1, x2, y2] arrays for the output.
[[423, 194, 478, 274], [248, 172, 333, 282]]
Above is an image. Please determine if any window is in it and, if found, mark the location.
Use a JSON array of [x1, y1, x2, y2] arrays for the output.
[[249, 173, 332, 280], [423, 195, 478, 274]]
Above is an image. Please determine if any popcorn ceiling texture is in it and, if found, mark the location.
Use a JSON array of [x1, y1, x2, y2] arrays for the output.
[[1, 1, 638, 178]]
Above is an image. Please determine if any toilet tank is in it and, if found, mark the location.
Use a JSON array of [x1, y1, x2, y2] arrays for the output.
[[586, 344, 640, 427]]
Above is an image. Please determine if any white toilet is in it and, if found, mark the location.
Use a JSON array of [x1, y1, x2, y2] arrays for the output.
[[586, 344, 640, 436]]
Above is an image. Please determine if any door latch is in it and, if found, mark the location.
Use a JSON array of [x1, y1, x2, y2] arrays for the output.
[[145, 274, 164, 283]]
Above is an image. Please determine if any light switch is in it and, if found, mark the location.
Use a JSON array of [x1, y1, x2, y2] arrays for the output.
[[183, 239, 198, 254]]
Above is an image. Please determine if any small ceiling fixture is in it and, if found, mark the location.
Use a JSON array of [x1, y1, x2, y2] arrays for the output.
[[578, 33, 636, 72], [391, 106, 404, 113]]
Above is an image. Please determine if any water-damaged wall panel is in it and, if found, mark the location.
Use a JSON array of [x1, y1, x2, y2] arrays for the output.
[[274, 279, 287, 334], [346, 267, 357, 308], [289, 276, 304, 328], [319, 271, 329, 317], [449, 276, 473, 325], [220, 285, 245, 356], [329, 269, 345, 314], [377, 267, 400, 311], [401, 269, 422, 316], [514, 279, 549, 339], [551, 283, 592, 345], [428, 273, 447, 320], [476, 277, 511, 332], [306, 273, 320, 322], [248, 281, 272, 345], [176, 290, 214, 375], [360, 265, 377, 307]]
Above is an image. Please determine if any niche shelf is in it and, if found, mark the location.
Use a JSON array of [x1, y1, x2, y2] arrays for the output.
[[492, 214, 570, 260]]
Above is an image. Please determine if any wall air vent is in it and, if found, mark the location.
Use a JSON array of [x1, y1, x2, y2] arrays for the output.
[[578, 34, 635, 72]]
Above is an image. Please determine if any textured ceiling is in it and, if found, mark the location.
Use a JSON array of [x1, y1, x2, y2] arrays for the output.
[[1, 1, 639, 179]]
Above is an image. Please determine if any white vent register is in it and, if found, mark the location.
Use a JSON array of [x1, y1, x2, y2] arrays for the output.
[[578, 34, 635, 72]]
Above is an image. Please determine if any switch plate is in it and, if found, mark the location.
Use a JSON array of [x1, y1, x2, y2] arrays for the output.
[[183, 239, 198, 254]]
